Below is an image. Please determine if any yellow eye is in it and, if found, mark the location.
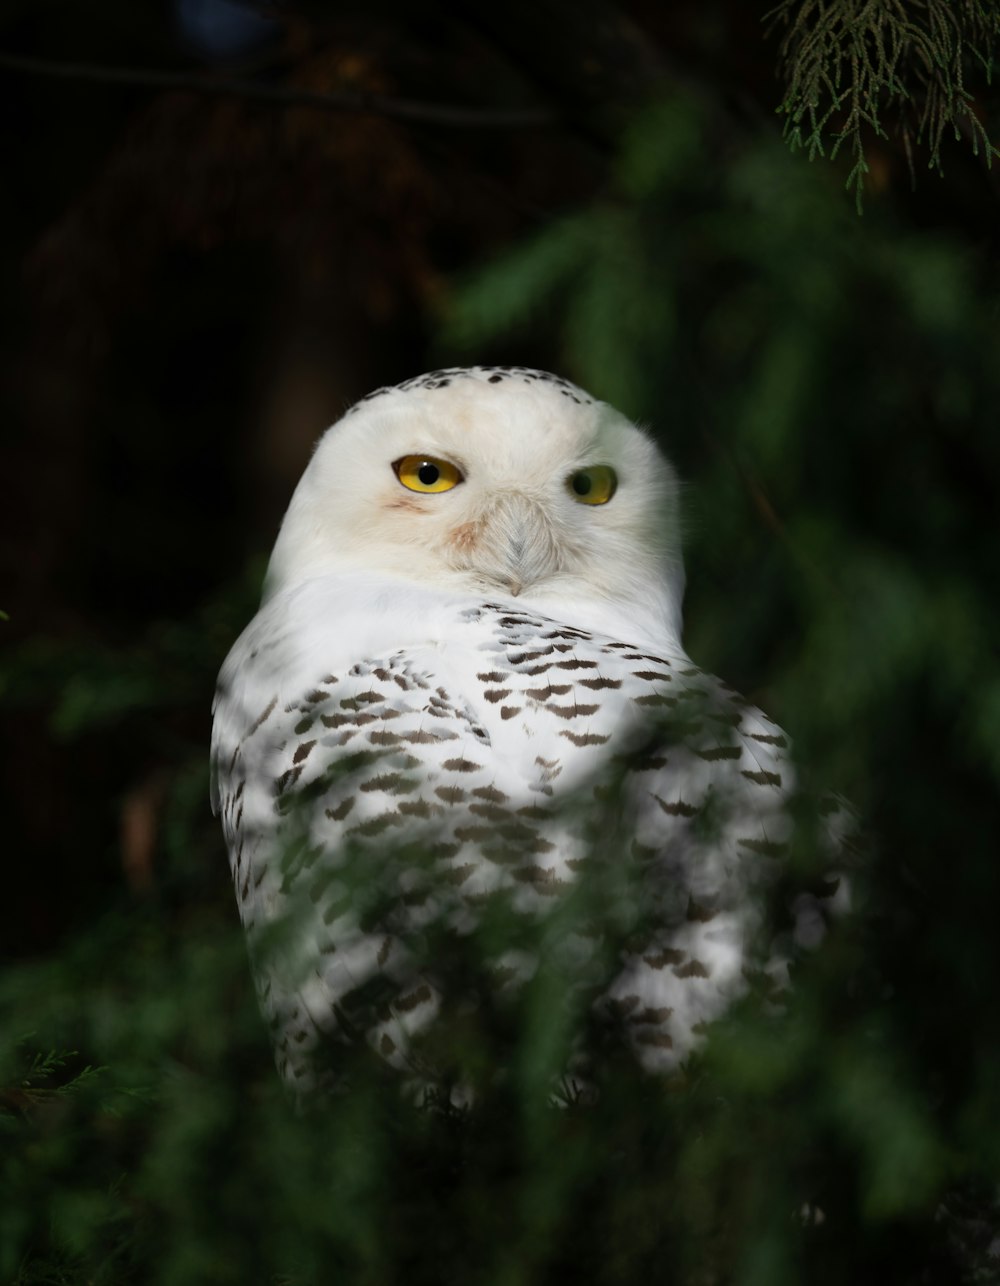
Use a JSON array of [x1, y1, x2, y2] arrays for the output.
[[393, 454, 463, 494], [567, 465, 617, 505]]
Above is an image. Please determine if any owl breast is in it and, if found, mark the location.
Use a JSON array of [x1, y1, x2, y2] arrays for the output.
[[212, 576, 817, 1096]]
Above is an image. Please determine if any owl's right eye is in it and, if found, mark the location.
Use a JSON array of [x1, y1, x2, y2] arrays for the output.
[[393, 455, 463, 494]]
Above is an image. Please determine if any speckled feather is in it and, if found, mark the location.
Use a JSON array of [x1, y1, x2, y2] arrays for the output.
[[212, 367, 846, 1095], [213, 578, 838, 1093]]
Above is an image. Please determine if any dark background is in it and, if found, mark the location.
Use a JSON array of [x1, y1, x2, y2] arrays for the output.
[[2, 3, 1000, 1283]]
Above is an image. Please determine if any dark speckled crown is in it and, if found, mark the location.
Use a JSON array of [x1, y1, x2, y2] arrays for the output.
[[345, 366, 596, 415]]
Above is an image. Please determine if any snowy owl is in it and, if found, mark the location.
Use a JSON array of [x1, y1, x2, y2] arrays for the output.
[[211, 366, 845, 1097]]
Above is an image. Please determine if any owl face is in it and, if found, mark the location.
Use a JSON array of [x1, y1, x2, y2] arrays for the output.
[[265, 368, 685, 643]]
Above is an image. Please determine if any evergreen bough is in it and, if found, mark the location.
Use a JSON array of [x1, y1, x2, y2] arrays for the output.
[[768, 0, 1000, 205]]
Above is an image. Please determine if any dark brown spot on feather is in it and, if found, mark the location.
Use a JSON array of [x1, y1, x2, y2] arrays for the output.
[[468, 801, 508, 821], [442, 757, 481, 773], [396, 983, 433, 1013], [525, 684, 572, 699], [742, 769, 781, 786], [630, 753, 668, 772], [509, 648, 555, 664], [560, 731, 610, 746], [634, 1006, 672, 1024], [472, 785, 508, 803], [368, 730, 403, 746], [546, 702, 600, 719], [454, 825, 493, 843], [542, 628, 591, 641], [511, 866, 567, 892], [609, 994, 640, 1015], [342, 690, 384, 708], [361, 773, 418, 794], [398, 799, 435, 818], [275, 764, 304, 794], [249, 697, 277, 735], [349, 813, 405, 837], [644, 947, 685, 969], [635, 1031, 674, 1049], [737, 837, 789, 857], [655, 796, 698, 818]]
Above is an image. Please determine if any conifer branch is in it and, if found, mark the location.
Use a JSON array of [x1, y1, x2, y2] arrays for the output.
[[765, 0, 1000, 206]]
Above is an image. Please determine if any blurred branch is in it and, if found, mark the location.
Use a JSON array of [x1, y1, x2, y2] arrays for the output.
[[120, 769, 169, 895], [0, 50, 555, 128], [453, 0, 671, 147]]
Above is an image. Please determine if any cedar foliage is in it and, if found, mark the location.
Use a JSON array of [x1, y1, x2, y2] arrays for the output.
[[2, 2, 1000, 1283], [769, 0, 1000, 203]]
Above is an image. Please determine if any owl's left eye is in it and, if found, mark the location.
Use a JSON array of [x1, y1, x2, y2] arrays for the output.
[[567, 465, 617, 506], [393, 455, 463, 494]]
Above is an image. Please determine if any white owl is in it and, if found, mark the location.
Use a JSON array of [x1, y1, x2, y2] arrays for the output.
[[211, 366, 845, 1098]]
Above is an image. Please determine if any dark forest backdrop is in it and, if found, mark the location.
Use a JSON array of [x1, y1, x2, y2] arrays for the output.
[[2, 2, 1000, 1283]]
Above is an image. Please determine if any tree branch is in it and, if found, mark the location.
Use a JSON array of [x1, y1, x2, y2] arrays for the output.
[[0, 50, 555, 129]]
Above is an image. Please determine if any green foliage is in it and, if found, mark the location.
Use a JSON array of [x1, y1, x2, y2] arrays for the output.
[[4, 70, 1000, 1286], [0, 561, 264, 742], [443, 84, 1000, 1281], [766, 0, 1000, 207]]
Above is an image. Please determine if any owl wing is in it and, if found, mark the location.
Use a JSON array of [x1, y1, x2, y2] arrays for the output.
[[212, 579, 847, 1093]]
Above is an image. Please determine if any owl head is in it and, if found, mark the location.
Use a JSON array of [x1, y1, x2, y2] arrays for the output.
[[264, 367, 686, 645]]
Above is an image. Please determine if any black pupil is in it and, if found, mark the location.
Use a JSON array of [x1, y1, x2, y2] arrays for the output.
[[572, 472, 592, 496], [418, 462, 440, 486]]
